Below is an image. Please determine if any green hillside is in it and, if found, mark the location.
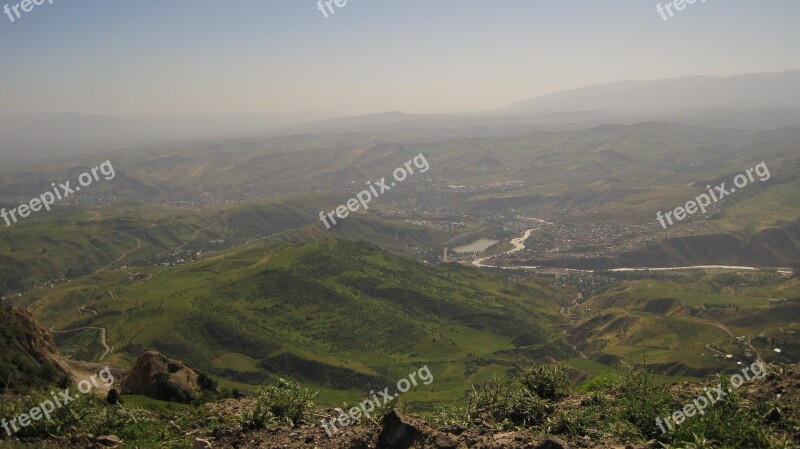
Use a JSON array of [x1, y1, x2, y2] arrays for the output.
[[15, 239, 569, 404], [0, 192, 451, 293], [0, 307, 66, 393], [567, 272, 800, 376]]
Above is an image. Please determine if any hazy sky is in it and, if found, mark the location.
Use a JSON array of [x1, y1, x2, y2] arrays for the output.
[[1, 0, 798, 116]]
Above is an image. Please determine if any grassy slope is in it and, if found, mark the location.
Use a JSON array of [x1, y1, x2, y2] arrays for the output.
[[15, 239, 569, 405], [0, 307, 65, 393], [568, 272, 800, 376], [0, 192, 451, 292]]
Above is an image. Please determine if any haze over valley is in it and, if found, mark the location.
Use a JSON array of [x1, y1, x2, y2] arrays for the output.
[[1, 2, 799, 448]]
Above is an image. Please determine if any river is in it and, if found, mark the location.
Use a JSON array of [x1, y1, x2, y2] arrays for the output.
[[471, 226, 793, 276]]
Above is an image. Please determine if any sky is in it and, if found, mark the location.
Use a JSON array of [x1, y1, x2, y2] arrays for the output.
[[1, 0, 799, 117]]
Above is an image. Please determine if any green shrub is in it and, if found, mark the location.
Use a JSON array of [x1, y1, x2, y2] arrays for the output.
[[423, 404, 472, 427], [616, 368, 677, 440], [0, 387, 217, 448], [577, 372, 623, 393], [546, 392, 618, 439], [244, 378, 317, 429], [519, 363, 571, 400], [197, 372, 217, 392], [664, 388, 771, 449], [468, 374, 550, 428]]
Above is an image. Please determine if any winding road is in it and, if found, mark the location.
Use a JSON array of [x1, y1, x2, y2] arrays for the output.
[[50, 326, 113, 361], [95, 238, 142, 273], [175, 213, 227, 251], [79, 304, 98, 315]]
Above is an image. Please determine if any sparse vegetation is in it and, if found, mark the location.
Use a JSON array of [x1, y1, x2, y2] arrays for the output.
[[0, 387, 221, 448], [467, 373, 551, 428], [243, 378, 317, 429], [424, 362, 797, 449]]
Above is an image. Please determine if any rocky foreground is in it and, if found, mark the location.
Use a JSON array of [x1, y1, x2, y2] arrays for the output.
[[199, 407, 635, 449], [187, 364, 799, 449], [1, 307, 797, 449]]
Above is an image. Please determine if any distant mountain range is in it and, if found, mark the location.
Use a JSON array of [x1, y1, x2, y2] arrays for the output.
[[2, 70, 800, 158], [503, 70, 800, 114]]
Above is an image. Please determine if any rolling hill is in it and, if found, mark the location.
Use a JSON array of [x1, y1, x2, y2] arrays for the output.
[[14, 238, 570, 404], [566, 272, 800, 377]]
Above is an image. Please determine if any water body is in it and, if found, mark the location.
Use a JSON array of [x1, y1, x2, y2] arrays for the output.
[[453, 238, 499, 254], [472, 228, 536, 267], [471, 227, 792, 276]]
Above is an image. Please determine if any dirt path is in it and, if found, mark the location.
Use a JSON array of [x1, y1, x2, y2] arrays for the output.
[[682, 314, 735, 338], [51, 326, 114, 361], [696, 311, 762, 361], [79, 304, 98, 315], [96, 238, 142, 273], [705, 344, 726, 357], [175, 213, 227, 251]]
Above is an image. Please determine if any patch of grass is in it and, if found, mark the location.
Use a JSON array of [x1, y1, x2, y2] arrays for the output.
[[615, 367, 678, 440], [434, 363, 570, 429], [577, 372, 624, 393], [662, 387, 772, 449], [519, 363, 570, 401], [243, 378, 317, 429], [0, 387, 220, 448], [467, 374, 551, 429]]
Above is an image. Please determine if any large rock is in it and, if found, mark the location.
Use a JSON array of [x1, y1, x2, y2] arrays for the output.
[[0, 306, 67, 391], [377, 411, 423, 449], [122, 351, 205, 403]]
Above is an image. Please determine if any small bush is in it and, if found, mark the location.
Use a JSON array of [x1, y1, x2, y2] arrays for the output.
[[616, 368, 677, 440], [519, 363, 571, 400], [244, 378, 317, 429], [0, 387, 217, 448], [468, 374, 550, 428], [577, 372, 623, 393], [423, 404, 472, 427], [664, 388, 772, 449], [549, 389, 647, 441], [197, 372, 217, 392]]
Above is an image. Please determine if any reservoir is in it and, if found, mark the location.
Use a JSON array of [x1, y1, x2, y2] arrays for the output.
[[453, 238, 499, 254]]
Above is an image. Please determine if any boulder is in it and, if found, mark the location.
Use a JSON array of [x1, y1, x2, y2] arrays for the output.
[[121, 351, 204, 403], [377, 411, 424, 449]]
